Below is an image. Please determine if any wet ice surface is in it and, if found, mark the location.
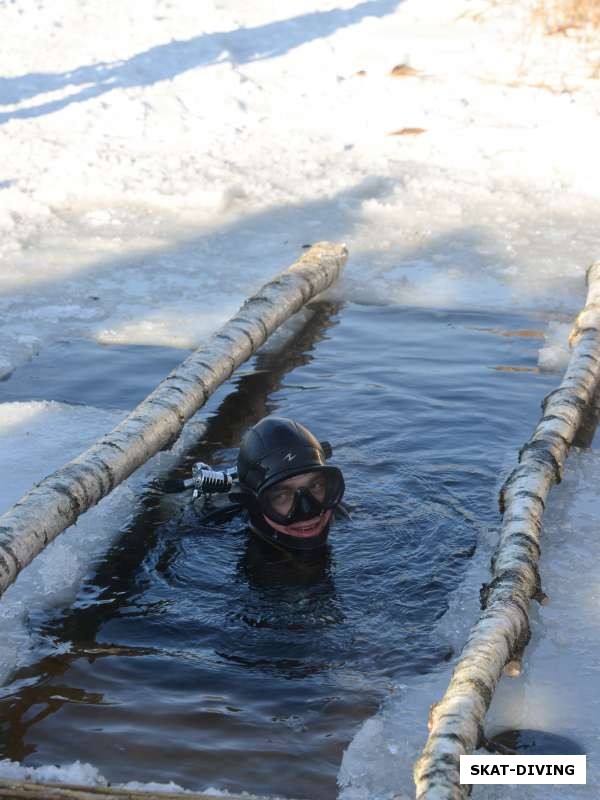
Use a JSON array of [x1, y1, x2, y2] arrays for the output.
[[0, 401, 128, 687], [0, 304, 559, 798]]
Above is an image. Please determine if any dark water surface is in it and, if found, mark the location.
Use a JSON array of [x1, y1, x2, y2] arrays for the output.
[[0, 302, 558, 798]]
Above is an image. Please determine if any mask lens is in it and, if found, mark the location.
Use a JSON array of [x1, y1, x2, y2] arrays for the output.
[[320, 469, 344, 508], [262, 483, 297, 518], [259, 468, 344, 524]]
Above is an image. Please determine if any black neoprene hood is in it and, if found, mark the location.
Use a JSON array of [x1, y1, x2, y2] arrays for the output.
[[237, 417, 332, 495], [237, 417, 345, 552]]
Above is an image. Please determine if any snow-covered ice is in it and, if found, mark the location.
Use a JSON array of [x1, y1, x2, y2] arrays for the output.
[[1, 0, 599, 382], [1, 0, 600, 795]]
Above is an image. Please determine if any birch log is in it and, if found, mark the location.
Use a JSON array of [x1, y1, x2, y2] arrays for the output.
[[0, 242, 348, 598], [413, 260, 600, 800]]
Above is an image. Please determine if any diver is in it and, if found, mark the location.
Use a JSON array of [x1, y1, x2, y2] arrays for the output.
[[166, 417, 348, 553]]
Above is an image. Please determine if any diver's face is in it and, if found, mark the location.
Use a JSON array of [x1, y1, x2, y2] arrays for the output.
[[262, 471, 331, 540], [263, 471, 327, 516]]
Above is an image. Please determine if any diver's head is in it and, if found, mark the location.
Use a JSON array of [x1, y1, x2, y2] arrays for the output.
[[237, 417, 345, 551]]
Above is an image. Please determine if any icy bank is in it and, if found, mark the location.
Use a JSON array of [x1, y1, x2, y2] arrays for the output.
[[0, 401, 136, 686], [0, 400, 211, 688], [338, 444, 600, 800]]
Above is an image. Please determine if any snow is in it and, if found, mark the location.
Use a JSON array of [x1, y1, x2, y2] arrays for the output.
[[0, 757, 191, 793], [0, 758, 109, 787], [0, 754, 246, 795], [1, 0, 600, 795]]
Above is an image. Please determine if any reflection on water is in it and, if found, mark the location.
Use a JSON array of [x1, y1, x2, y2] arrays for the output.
[[0, 302, 558, 798], [486, 729, 585, 756]]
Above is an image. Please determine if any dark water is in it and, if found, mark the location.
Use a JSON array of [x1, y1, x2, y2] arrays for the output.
[[0, 339, 193, 409], [0, 302, 558, 798]]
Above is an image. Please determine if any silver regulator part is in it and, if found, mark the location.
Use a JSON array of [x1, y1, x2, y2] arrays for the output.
[[190, 462, 237, 499]]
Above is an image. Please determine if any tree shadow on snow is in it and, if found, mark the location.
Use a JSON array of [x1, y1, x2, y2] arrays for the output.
[[0, 172, 586, 321], [0, 0, 401, 125]]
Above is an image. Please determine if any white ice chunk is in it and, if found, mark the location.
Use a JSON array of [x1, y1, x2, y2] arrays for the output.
[[0, 758, 107, 787], [0, 758, 193, 793], [538, 322, 572, 372]]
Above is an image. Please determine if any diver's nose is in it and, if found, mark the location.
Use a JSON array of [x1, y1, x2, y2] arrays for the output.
[[296, 488, 317, 516]]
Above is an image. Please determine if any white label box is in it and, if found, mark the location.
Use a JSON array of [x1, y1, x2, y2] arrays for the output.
[[460, 755, 586, 784]]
